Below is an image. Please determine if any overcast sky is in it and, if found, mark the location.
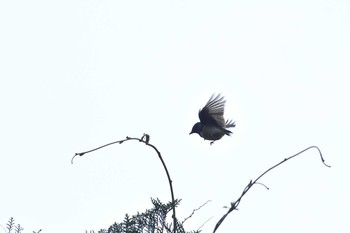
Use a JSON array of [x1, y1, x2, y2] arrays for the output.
[[0, 1, 349, 233]]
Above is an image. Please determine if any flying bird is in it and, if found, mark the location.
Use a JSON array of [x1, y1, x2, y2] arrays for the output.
[[189, 94, 236, 144]]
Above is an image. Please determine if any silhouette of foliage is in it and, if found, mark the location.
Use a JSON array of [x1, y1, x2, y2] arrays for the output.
[[88, 198, 200, 233], [1, 217, 41, 233]]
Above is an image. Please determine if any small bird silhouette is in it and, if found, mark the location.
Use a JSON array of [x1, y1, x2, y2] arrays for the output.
[[190, 94, 236, 144]]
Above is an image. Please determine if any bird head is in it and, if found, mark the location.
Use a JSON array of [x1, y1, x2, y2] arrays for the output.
[[189, 122, 202, 135]]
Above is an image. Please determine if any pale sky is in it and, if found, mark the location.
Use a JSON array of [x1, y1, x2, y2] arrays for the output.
[[0, 1, 349, 233]]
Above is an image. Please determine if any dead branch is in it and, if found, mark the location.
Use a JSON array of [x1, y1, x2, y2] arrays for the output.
[[213, 146, 331, 233], [72, 133, 177, 233]]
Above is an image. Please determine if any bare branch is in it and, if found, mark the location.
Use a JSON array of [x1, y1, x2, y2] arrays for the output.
[[197, 216, 214, 232], [213, 146, 331, 233], [72, 134, 177, 233], [182, 200, 212, 225]]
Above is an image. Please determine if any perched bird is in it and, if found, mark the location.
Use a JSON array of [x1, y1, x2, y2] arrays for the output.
[[190, 94, 236, 144]]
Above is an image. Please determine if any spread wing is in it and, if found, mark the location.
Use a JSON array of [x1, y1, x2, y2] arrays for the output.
[[198, 94, 226, 127]]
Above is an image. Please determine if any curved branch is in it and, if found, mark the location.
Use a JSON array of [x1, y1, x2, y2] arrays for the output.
[[72, 134, 177, 233], [213, 146, 331, 233]]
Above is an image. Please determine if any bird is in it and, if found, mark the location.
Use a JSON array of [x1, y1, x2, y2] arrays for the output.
[[189, 94, 236, 144]]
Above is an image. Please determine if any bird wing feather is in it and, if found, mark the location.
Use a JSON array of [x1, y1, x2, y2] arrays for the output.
[[198, 94, 226, 127]]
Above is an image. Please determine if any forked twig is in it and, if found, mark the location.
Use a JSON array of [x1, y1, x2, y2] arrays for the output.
[[213, 146, 331, 233], [72, 134, 177, 233]]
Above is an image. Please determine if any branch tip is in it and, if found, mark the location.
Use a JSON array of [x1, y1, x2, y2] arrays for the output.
[[255, 182, 269, 190], [71, 154, 78, 164]]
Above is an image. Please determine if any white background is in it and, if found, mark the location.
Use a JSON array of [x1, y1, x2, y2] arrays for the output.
[[0, 1, 349, 233]]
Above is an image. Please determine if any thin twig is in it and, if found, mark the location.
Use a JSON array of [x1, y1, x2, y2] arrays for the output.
[[213, 146, 330, 233], [72, 134, 177, 233], [198, 216, 214, 232], [182, 200, 212, 225], [255, 182, 269, 190], [71, 140, 121, 164]]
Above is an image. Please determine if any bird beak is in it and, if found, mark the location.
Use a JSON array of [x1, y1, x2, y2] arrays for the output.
[[189, 132, 193, 135]]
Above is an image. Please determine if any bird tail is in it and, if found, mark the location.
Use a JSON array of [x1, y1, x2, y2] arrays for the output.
[[224, 129, 233, 136], [223, 120, 235, 136], [225, 119, 236, 128]]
